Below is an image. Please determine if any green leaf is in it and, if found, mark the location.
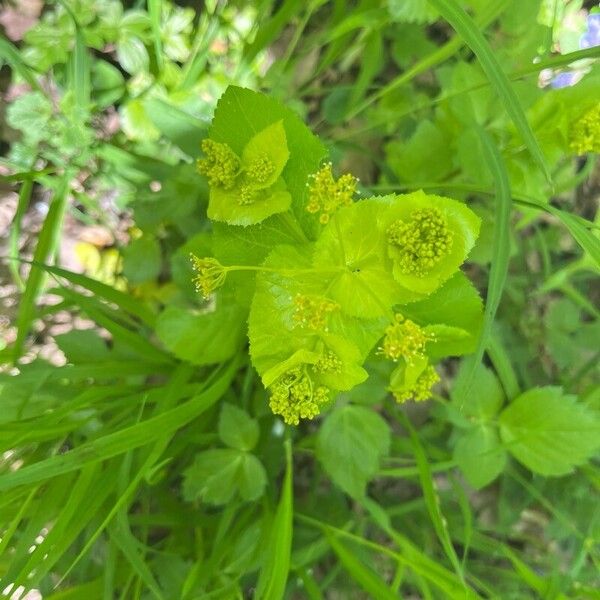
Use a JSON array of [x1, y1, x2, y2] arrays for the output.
[[6, 92, 53, 142], [326, 535, 398, 600], [255, 439, 293, 599], [313, 198, 405, 317], [143, 97, 207, 158], [209, 86, 327, 233], [120, 99, 160, 142], [155, 303, 245, 366], [450, 360, 505, 422], [182, 449, 266, 505], [377, 191, 481, 296], [389, 0, 438, 23], [317, 405, 390, 498], [454, 426, 507, 489], [499, 387, 600, 476], [401, 272, 483, 358], [116, 36, 149, 74], [207, 179, 292, 227], [218, 404, 259, 451], [121, 236, 161, 284], [427, 0, 551, 182], [242, 120, 290, 188]]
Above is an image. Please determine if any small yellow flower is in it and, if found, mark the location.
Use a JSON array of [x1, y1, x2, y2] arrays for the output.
[[190, 255, 227, 299], [269, 368, 330, 425], [245, 154, 275, 184], [306, 162, 358, 224], [292, 294, 339, 331], [196, 139, 240, 189], [393, 365, 439, 404], [380, 314, 434, 363], [312, 350, 343, 374], [569, 103, 600, 155], [387, 207, 453, 277]]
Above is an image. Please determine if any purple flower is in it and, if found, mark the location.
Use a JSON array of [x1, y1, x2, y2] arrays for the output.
[[580, 13, 600, 49], [550, 71, 578, 89]]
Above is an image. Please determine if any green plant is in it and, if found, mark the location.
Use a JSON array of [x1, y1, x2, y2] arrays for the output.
[[1, 0, 600, 598]]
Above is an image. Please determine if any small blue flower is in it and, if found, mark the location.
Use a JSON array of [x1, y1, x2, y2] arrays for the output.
[[580, 13, 600, 49], [550, 71, 578, 89]]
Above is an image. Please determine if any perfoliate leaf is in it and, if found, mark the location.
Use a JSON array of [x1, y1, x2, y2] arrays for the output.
[[313, 198, 407, 317], [500, 387, 600, 476], [218, 404, 260, 451], [377, 190, 481, 296], [317, 405, 390, 498], [454, 426, 507, 489], [208, 86, 327, 234], [241, 120, 290, 189]]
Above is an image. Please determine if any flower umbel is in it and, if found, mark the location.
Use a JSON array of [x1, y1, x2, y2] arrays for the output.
[[380, 314, 434, 363], [190, 255, 227, 299], [197, 139, 240, 189], [393, 365, 439, 404], [306, 162, 358, 224], [245, 154, 275, 184], [269, 368, 330, 425], [293, 294, 339, 331], [387, 207, 453, 277], [569, 103, 600, 155], [312, 350, 343, 374]]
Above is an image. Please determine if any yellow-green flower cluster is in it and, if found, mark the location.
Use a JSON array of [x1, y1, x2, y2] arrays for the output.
[[245, 154, 275, 184], [387, 207, 453, 277], [293, 294, 339, 331], [569, 103, 600, 155], [269, 368, 330, 425], [190, 255, 227, 299], [306, 162, 358, 224], [380, 314, 434, 364], [196, 139, 240, 189], [312, 350, 343, 374], [393, 365, 439, 404]]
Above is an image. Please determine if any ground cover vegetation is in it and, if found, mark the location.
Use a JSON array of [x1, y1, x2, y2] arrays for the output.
[[0, 0, 599, 598]]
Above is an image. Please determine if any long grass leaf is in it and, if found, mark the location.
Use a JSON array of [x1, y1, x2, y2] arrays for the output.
[[0, 361, 236, 492], [427, 0, 551, 181], [148, 0, 163, 72], [255, 438, 293, 599], [396, 413, 466, 587], [455, 129, 512, 404], [0, 37, 42, 92], [144, 98, 207, 157], [13, 176, 70, 362]]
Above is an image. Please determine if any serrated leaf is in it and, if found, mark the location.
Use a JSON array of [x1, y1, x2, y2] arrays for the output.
[[155, 302, 245, 366], [499, 387, 600, 476], [209, 86, 327, 234], [182, 449, 266, 505], [218, 404, 259, 451], [454, 426, 506, 489], [6, 92, 53, 142], [451, 361, 505, 422], [317, 405, 390, 498]]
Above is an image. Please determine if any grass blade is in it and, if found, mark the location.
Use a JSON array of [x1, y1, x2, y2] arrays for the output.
[[455, 129, 512, 403], [0, 37, 42, 92], [255, 438, 293, 599], [428, 0, 551, 182], [0, 361, 236, 492], [148, 0, 163, 72], [326, 535, 398, 600], [13, 175, 71, 362], [396, 412, 466, 588]]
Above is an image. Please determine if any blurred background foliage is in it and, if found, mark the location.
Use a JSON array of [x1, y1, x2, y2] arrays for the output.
[[0, 0, 599, 598]]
